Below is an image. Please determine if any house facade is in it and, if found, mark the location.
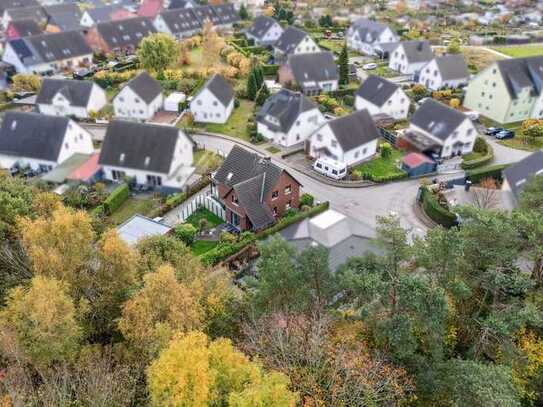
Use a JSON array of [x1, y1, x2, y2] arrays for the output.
[[346, 18, 398, 55], [278, 51, 338, 96], [113, 72, 163, 121], [0, 112, 94, 172], [273, 26, 319, 63], [355, 75, 410, 120], [307, 109, 380, 166], [418, 54, 470, 91], [85, 17, 156, 54], [463, 56, 543, 124], [99, 120, 194, 191], [190, 74, 234, 124], [388, 40, 433, 76], [245, 16, 283, 46]]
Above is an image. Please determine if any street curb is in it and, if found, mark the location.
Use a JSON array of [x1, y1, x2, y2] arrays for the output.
[[412, 200, 438, 229]]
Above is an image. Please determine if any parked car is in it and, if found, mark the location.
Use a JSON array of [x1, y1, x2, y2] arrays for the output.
[[362, 63, 377, 70], [495, 129, 515, 140], [485, 127, 505, 136], [465, 110, 480, 121], [73, 68, 94, 80], [313, 157, 347, 180]]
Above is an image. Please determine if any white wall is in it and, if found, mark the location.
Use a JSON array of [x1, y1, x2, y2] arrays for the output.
[[355, 87, 409, 120], [258, 107, 325, 147], [38, 84, 107, 119], [190, 87, 233, 124], [114, 86, 163, 121], [418, 59, 468, 91], [389, 45, 429, 76], [80, 11, 95, 28]]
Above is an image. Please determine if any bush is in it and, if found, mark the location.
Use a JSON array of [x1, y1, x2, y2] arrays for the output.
[[420, 187, 457, 228], [473, 137, 489, 154], [380, 142, 392, 159], [103, 183, 129, 215], [466, 164, 509, 184], [261, 64, 279, 76], [300, 193, 314, 207], [343, 94, 354, 107], [175, 223, 197, 246], [461, 139, 494, 170]]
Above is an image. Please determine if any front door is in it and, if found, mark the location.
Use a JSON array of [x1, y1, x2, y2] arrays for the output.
[[230, 211, 240, 227]]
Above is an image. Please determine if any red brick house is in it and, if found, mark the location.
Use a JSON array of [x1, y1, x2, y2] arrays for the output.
[[211, 146, 301, 231]]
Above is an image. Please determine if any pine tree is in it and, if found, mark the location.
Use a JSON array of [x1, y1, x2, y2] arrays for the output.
[[255, 65, 264, 89], [247, 70, 258, 101], [239, 3, 249, 20], [256, 82, 270, 106], [338, 42, 349, 86]]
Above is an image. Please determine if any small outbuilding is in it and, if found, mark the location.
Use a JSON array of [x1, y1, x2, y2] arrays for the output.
[[116, 214, 172, 246], [164, 92, 186, 112], [401, 152, 436, 177]]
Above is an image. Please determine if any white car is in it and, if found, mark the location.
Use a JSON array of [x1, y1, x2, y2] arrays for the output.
[[313, 157, 347, 180], [363, 63, 377, 70]]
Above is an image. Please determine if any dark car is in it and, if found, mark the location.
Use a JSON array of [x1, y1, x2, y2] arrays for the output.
[[73, 68, 94, 80], [495, 129, 515, 140], [485, 127, 505, 136]]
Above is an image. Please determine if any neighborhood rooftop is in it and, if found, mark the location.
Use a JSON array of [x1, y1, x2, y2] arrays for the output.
[[197, 74, 234, 107], [256, 89, 317, 133], [274, 26, 308, 54], [122, 71, 162, 103], [399, 40, 433, 63], [356, 75, 399, 107], [351, 18, 389, 43], [410, 99, 467, 141], [503, 150, 543, 199], [246, 16, 278, 38], [95, 17, 157, 49], [36, 79, 95, 107], [327, 109, 380, 151], [434, 54, 470, 80], [494, 55, 543, 99], [288, 51, 338, 84]]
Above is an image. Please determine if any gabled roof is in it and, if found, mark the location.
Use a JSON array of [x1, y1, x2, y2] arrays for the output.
[[158, 8, 201, 34], [0, 112, 69, 162], [433, 54, 469, 81], [494, 56, 543, 99], [99, 120, 182, 174], [274, 26, 309, 54], [96, 16, 156, 49], [326, 109, 380, 152], [355, 75, 399, 107], [410, 99, 467, 142], [8, 19, 41, 37], [44, 3, 82, 31], [399, 40, 433, 64], [191, 5, 221, 25], [350, 18, 391, 44], [168, 0, 197, 9], [288, 51, 338, 84], [86, 5, 123, 24], [137, 0, 162, 18], [247, 16, 280, 39], [503, 150, 543, 199], [256, 89, 318, 133], [121, 71, 162, 104], [36, 78, 95, 107], [5, 5, 47, 24], [212, 4, 240, 25], [233, 173, 275, 229], [0, 0, 39, 15], [196, 74, 234, 107]]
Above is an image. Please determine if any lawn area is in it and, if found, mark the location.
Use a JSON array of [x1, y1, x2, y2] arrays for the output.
[[462, 151, 485, 161], [373, 63, 397, 78], [492, 45, 543, 58], [192, 240, 218, 256], [265, 146, 281, 154], [109, 196, 161, 225], [204, 100, 255, 141], [498, 136, 543, 152], [460, 46, 504, 73], [193, 149, 224, 175], [352, 148, 406, 181], [185, 207, 224, 228], [318, 39, 344, 54]]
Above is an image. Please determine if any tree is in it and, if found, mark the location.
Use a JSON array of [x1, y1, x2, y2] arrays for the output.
[[319, 15, 333, 27], [137, 33, 178, 74], [0, 276, 82, 368], [338, 42, 349, 86], [255, 82, 270, 106], [147, 331, 297, 406], [380, 142, 392, 159], [449, 98, 461, 109], [518, 174, 543, 213], [520, 119, 543, 144], [472, 178, 500, 209], [246, 69, 258, 101], [201, 21, 224, 68], [411, 84, 428, 100], [11, 74, 41, 92], [446, 38, 461, 54], [175, 223, 197, 246], [0, 175, 35, 238], [239, 3, 249, 19]]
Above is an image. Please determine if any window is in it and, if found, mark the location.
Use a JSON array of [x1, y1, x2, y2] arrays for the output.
[[272, 190, 279, 200], [284, 185, 292, 194], [231, 194, 238, 205], [111, 170, 126, 180], [65, 142, 69, 149], [135, 98, 140, 103], [362, 147, 367, 154], [331, 140, 337, 148], [273, 206, 278, 216], [213, 101, 218, 106], [146, 175, 162, 186], [197, 99, 202, 105], [317, 134, 323, 142], [296, 120, 300, 126], [332, 169, 338, 175], [119, 96, 124, 102], [286, 200, 291, 210], [355, 151, 359, 158], [467, 128, 474, 136]]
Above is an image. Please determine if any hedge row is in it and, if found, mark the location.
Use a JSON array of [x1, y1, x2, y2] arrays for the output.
[[103, 183, 129, 215], [461, 140, 494, 170], [466, 163, 509, 184], [200, 202, 330, 266], [362, 171, 408, 183], [261, 64, 279, 76], [147, 177, 211, 219], [420, 187, 457, 228]]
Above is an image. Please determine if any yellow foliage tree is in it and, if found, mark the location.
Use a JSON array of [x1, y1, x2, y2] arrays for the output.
[[201, 21, 225, 69], [11, 74, 41, 92], [449, 98, 461, 109]]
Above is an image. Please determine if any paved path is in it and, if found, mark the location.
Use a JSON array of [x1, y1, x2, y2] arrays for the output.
[[484, 135, 531, 165]]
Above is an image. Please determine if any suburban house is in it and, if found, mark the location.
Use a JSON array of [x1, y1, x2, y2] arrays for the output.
[[463, 56, 543, 124], [273, 26, 320, 63], [388, 40, 433, 76], [256, 89, 325, 147], [278, 51, 338, 96], [191, 5, 221, 26], [113, 71, 163, 121], [80, 5, 134, 27], [36, 78, 107, 119], [0, 111, 94, 172], [153, 8, 202, 38], [5, 19, 41, 39], [1, 0, 39, 28], [190, 74, 234, 124], [3, 31, 93, 74], [418, 54, 470, 90], [211, 145, 301, 231], [244, 16, 283, 45], [401, 99, 477, 158], [306, 109, 380, 167], [503, 150, 543, 204], [355, 75, 410, 120], [3, 6, 47, 27], [346, 18, 398, 56], [44, 3, 82, 31], [85, 16, 156, 54], [99, 120, 195, 191], [279, 208, 377, 271], [211, 4, 240, 27]]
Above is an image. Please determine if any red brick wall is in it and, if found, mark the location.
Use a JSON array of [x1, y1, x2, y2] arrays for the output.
[[263, 172, 300, 218], [85, 28, 111, 54]]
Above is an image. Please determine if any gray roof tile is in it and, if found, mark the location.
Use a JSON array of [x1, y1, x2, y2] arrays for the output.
[[410, 99, 466, 141], [96, 16, 156, 49], [326, 109, 380, 151], [122, 71, 162, 104], [256, 89, 317, 133], [37, 78, 95, 107], [503, 150, 543, 199], [274, 26, 308, 54], [288, 51, 338, 84], [355, 75, 399, 107], [434, 54, 469, 81]]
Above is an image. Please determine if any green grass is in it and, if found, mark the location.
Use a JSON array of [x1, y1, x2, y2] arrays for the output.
[[185, 207, 224, 229], [204, 100, 255, 140], [192, 240, 218, 256], [498, 136, 543, 152], [462, 151, 485, 161], [318, 39, 344, 54], [372, 63, 397, 78], [109, 197, 160, 225], [193, 150, 223, 175], [493, 45, 543, 58], [353, 149, 405, 179], [265, 146, 281, 154]]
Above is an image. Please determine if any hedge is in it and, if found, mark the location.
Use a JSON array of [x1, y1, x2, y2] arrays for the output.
[[466, 164, 509, 184], [362, 171, 408, 183], [103, 183, 129, 215], [420, 187, 457, 228], [200, 202, 330, 266], [261, 64, 279, 76], [461, 138, 494, 170]]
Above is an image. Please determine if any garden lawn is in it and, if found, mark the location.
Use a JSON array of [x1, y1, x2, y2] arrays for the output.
[[318, 39, 344, 54], [204, 100, 255, 141], [192, 240, 218, 256], [109, 196, 161, 225], [353, 148, 406, 181], [186, 207, 224, 228], [498, 136, 543, 152], [193, 150, 223, 175], [492, 45, 543, 58], [373, 63, 397, 78]]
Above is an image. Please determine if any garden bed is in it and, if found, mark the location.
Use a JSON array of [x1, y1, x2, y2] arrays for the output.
[[186, 207, 224, 229]]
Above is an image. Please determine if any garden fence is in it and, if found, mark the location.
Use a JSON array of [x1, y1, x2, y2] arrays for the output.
[[178, 191, 226, 222]]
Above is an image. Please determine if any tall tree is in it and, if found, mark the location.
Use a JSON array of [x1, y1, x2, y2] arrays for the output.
[[137, 33, 178, 75], [338, 42, 350, 86], [201, 21, 225, 69], [246, 69, 258, 101], [239, 3, 249, 20]]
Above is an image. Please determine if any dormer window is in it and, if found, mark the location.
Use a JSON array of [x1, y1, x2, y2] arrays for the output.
[[144, 156, 150, 167], [119, 153, 125, 163], [231, 194, 238, 205], [10, 121, 17, 131], [272, 190, 279, 200]]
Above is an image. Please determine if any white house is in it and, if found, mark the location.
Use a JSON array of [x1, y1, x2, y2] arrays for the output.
[[113, 72, 163, 121], [388, 40, 433, 76], [2, 31, 93, 74], [404, 99, 477, 158], [279, 51, 339, 96], [36, 79, 107, 119], [418, 54, 470, 91], [355, 75, 410, 120], [190, 74, 234, 124], [256, 89, 325, 147], [98, 120, 195, 191], [0, 112, 94, 172], [346, 18, 398, 56], [307, 109, 380, 167], [245, 16, 283, 46], [273, 26, 320, 63]]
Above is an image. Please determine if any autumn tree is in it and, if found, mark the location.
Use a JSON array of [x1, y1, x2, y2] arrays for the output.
[[11, 74, 41, 92], [472, 177, 500, 209], [0, 175, 35, 238], [446, 38, 461, 54], [201, 21, 225, 69], [137, 33, 178, 75]]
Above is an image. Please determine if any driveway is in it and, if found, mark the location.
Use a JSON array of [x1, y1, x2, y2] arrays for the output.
[[484, 135, 531, 165]]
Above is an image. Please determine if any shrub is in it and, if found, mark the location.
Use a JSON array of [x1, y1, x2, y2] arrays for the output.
[[461, 139, 494, 170], [343, 94, 354, 107], [175, 223, 197, 246], [219, 231, 237, 244], [473, 137, 489, 154], [103, 183, 129, 215], [466, 164, 509, 184], [380, 142, 392, 159], [261, 64, 279, 76], [300, 193, 314, 207], [420, 187, 457, 228]]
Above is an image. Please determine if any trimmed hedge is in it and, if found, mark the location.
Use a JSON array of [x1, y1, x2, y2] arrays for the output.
[[461, 138, 494, 170], [420, 187, 457, 228], [261, 64, 279, 76], [466, 163, 509, 184], [362, 171, 408, 183], [103, 183, 129, 215]]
